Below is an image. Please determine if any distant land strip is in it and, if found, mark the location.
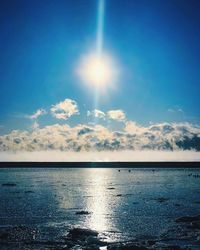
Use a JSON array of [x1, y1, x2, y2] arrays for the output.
[[0, 162, 200, 168]]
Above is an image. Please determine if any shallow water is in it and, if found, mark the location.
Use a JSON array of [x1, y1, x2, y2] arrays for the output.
[[0, 168, 200, 244]]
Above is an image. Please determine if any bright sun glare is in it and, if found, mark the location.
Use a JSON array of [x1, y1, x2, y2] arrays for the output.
[[77, 0, 118, 92], [77, 53, 117, 90]]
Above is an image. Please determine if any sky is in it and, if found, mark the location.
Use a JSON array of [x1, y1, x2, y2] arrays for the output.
[[0, 0, 200, 159]]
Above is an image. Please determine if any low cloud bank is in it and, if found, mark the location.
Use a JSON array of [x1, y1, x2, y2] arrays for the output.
[[0, 122, 200, 152], [0, 150, 200, 162]]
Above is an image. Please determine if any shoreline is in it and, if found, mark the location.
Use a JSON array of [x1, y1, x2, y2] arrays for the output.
[[0, 161, 200, 168]]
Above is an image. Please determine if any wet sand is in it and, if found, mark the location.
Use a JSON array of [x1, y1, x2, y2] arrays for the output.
[[0, 168, 200, 249]]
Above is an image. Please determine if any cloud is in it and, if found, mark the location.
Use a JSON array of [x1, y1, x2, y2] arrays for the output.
[[28, 108, 47, 120], [87, 109, 126, 122], [168, 107, 184, 113], [107, 109, 126, 121], [125, 121, 146, 134], [168, 109, 175, 113], [87, 109, 106, 119], [1, 98, 199, 159], [0, 122, 200, 152], [51, 99, 79, 120]]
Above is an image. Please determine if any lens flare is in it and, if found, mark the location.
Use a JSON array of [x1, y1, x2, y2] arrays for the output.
[[96, 0, 105, 57]]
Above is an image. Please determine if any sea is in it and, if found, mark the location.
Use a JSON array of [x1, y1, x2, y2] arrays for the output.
[[0, 167, 200, 249]]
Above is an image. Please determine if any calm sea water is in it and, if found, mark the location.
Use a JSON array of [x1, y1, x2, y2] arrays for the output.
[[0, 168, 200, 242]]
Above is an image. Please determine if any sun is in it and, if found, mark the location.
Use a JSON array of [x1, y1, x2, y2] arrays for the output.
[[77, 53, 117, 90], [87, 56, 111, 86]]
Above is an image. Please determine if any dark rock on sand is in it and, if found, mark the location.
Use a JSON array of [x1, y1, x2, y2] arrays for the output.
[[64, 227, 106, 250], [154, 197, 169, 203], [25, 190, 35, 193], [174, 203, 181, 207], [76, 211, 91, 215], [175, 214, 200, 222], [68, 228, 98, 238], [2, 183, 17, 187]]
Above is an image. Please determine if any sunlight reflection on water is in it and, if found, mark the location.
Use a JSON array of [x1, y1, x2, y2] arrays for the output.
[[86, 169, 110, 232], [0, 168, 200, 242]]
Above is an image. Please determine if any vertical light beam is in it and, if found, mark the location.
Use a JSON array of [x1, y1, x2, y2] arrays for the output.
[[94, 0, 105, 119], [96, 0, 105, 58]]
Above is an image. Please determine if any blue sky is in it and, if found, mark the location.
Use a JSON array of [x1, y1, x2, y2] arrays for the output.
[[0, 0, 200, 134]]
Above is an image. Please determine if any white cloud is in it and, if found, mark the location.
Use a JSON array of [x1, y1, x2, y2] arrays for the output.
[[107, 109, 126, 121], [0, 122, 200, 152], [168, 107, 184, 113], [87, 109, 106, 119], [168, 109, 175, 113], [125, 121, 146, 134], [87, 109, 126, 122], [51, 99, 79, 120]]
